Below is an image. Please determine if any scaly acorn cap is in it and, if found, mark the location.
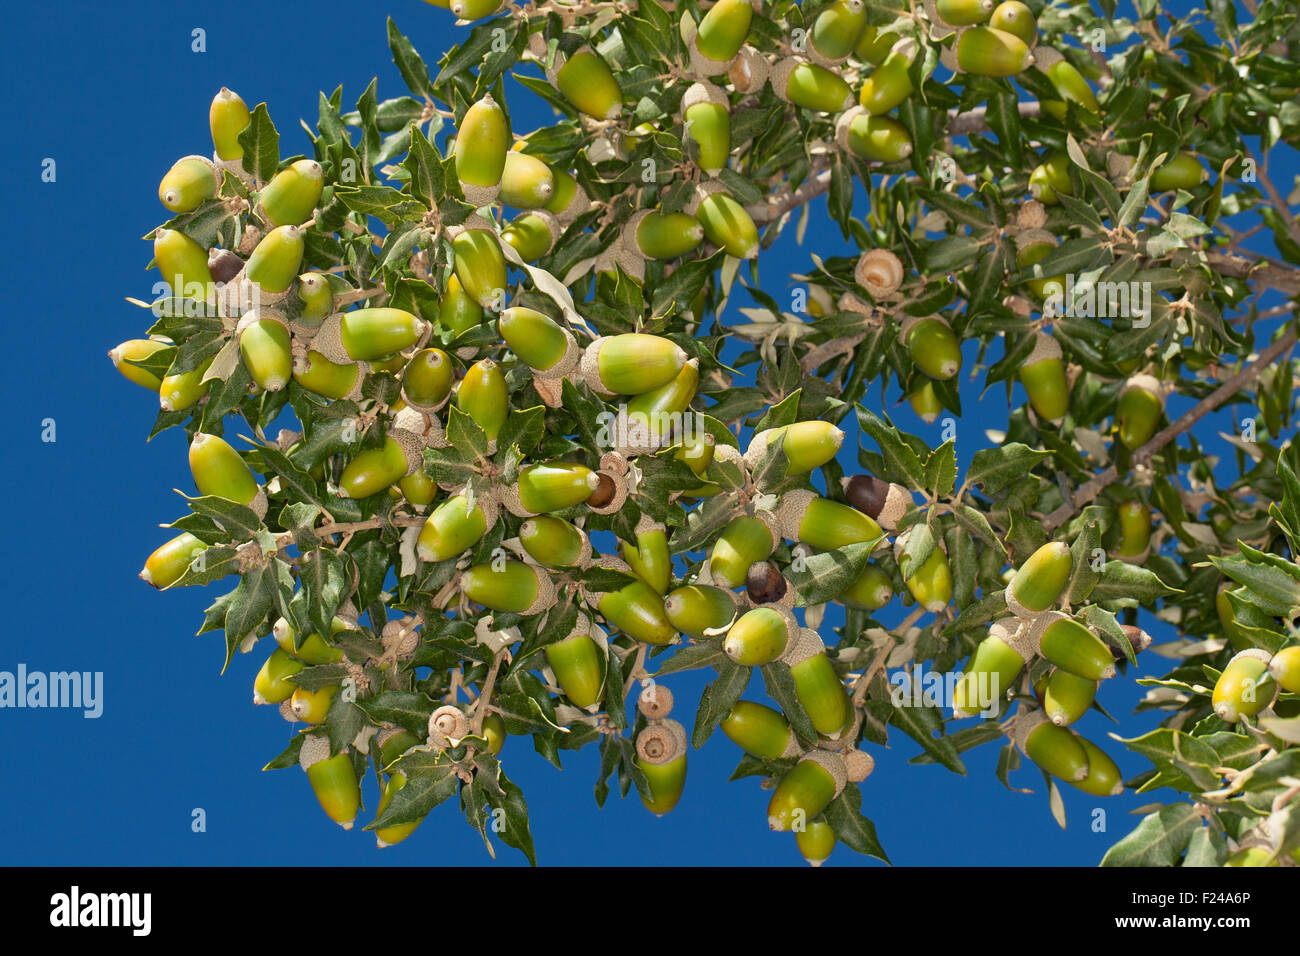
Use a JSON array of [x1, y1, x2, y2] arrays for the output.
[[306, 312, 352, 366], [843, 749, 875, 782], [1017, 200, 1048, 230], [592, 235, 647, 283], [393, 406, 450, 450], [1120, 373, 1166, 410], [773, 488, 819, 542], [637, 682, 675, 720], [297, 733, 333, 772], [681, 80, 729, 114], [998, 616, 1039, 662], [726, 46, 771, 93], [1012, 707, 1048, 756], [855, 249, 905, 298], [460, 180, 500, 208], [586, 468, 629, 515], [683, 14, 738, 77], [635, 718, 688, 765], [780, 626, 826, 668], [428, 704, 471, 749], [801, 750, 848, 798]]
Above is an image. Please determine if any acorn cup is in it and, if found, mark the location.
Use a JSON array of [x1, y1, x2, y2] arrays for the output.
[[454, 94, 509, 206], [1041, 57, 1099, 121], [893, 528, 953, 614], [989, 0, 1036, 44], [1043, 668, 1098, 726], [1270, 646, 1300, 693], [159, 155, 218, 213], [551, 47, 623, 120], [690, 183, 760, 259], [258, 159, 324, 228], [635, 719, 688, 816], [1016, 711, 1089, 782], [952, 620, 1024, 717], [1019, 332, 1069, 424], [502, 211, 560, 262], [772, 58, 855, 113], [339, 433, 421, 499], [900, 315, 961, 380], [955, 26, 1033, 76], [842, 474, 913, 532], [338, 307, 425, 361], [457, 358, 509, 442], [238, 314, 293, 392], [451, 223, 508, 310], [768, 751, 846, 831], [836, 108, 914, 163], [580, 334, 688, 396], [416, 493, 497, 563], [301, 742, 360, 830], [682, 82, 732, 176], [154, 228, 214, 302], [744, 421, 844, 476], [1029, 152, 1073, 205], [190, 432, 260, 506], [809, 0, 868, 64], [253, 648, 304, 705], [209, 87, 252, 161], [797, 818, 837, 867], [1213, 649, 1277, 722], [110, 338, 170, 391], [545, 616, 605, 709], [785, 629, 852, 737], [855, 249, 906, 298], [294, 350, 360, 400], [1029, 612, 1117, 680], [708, 514, 777, 588], [460, 559, 556, 615], [633, 209, 706, 260], [857, 38, 916, 115], [1115, 499, 1151, 562], [724, 607, 796, 665], [516, 461, 601, 514], [1150, 151, 1207, 191], [519, 515, 589, 568], [1005, 541, 1072, 616], [402, 348, 454, 409], [295, 272, 333, 326], [936, 0, 994, 27], [140, 532, 206, 590], [839, 564, 894, 610], [775, 489, 883, 551], [245, 224, 305, 294], [1115, 375, 1164, 449], [621, 518, 672, 595], [500, 150, 555, 209], [720, 700, 799, 759], [664, 584, 737, 639]]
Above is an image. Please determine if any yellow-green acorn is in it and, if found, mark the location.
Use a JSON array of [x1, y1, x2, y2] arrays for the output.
[[501, 211, 558, 262], [519, 515, 588, 568], [857, 40, 916, 115], [417, 494, 494, 562], [682, 83, 732, 176], [724, 607, 794, 666], [500, 150, 555, 209], [1006, 541, 1072, 615], [1213, 649, 1277, 722], [245, 224, 304, 294], [554, 48, 623, 120], [253, 648, 304, 705], [902, 315, 961, 380], [810, 0, 868, 62], [449, 0, 503, 17], [158, 155, 217, 213], [773, 59, 855, 112], [1032, 613, 1117, 680], [339, 436, 417, 499], [158, 359, 211, 412], [545, 619, 605, 708], [482, 713, 507, 755], [838, 108, 914, 163], [451, 226, 508, 310], [154, 228, 214, 301], [1042, 60, 1099, 120], [1269, 646, 1300, 693], [839, 564, 894, 611], [1069, 734, 1124, 796], [110, 338, 170, 391], [721, 700, 797, 758], [518, 462, 600, 514], [373, 770, 422, 848], [788, 630, 852, 736], [777, 490, 883, 551], [295, 273, 333, 327], [635, 720, 688, 816], [745, 421, 844, 476], [140, 532, 206, 589], [1116, 375, 1164, 449], [797, 818, 837, 866], [956, 26, 1033, 76], [461, 560, 553, 614], [694, 0, 752, 63], [1016, 230, 1064, 301], [1150, 151, 1206, 191], [597, 576, 677, 645], [626, 360, 700, 448], [635, 210, 706, 260], [274, 617, 347, 664], [303, 748, 359, 830], [258, 159, 324, 228], [293, 350, 359, 399], [1043, 668, 1097, 726], [1029, 152, 1073, 205], [1116, 499, 1151, 560], [664, 584, 736, 639], [454, 94, 509, 203], [543, 167, 587, 221], [989, 1, 1036, 46], [621, 520, 672, 595], [440, 273, 485, 338], [854, 26, 897, 65], [693, 189, 760, 259], [1019, 714, 1089, 781], [457, 358, 508, 441], [291, 683, 339, 724], [1020, 332, 1069, 424], [189, 432, 259, 505], [209, 88, 252, 161], [708, 514, 776, 587], [908, 381, 942, 423], [894, 529, 952, 613], [582, 334, 688, 396], [498, 307, 572, 374], [768, 752, 845, 831], [402, 348, 453, 408], [1225, 847, 1277, 867], [952, 622, 1024, 717], [339, 307, 425, 361], [238, 316, 292, 392], [937, 0, 994, 26]]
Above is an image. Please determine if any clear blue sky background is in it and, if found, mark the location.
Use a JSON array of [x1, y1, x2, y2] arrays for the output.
[[0, 0, 1288, 866]]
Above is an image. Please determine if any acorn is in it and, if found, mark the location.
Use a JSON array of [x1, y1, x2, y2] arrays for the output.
[[1212, 649, 1277, 722], [1017, 712, 1089, 782], [908, 381, 943, 423], [855, 248, 905, 297], [841, 475, 912, 531], [498, 307, 574, 375], [726, 45, 771, 92], [1020, 332, 1069, 424], [664, 584, 736, 639], [952, 621, 1024, 717], [635, 719, 688, 816], [339, 308, 425, 361], [772, 58, 855, 113], [596, 576, 677, 645], [837, 108, 913, 163], [461, 560, 555, 614], [768, 751, 846, 831], [1224, 847, 1278, 868], [154, 228, 213, 301], [295, 272, 333, 326], [586, 472, 620, 510], [1115, 499, 1151, 561], [708, 514, 777, 588], [439, 272, 485, 338], [398, 470, 436, 506], [693, 0, 752, 65], [634, 210, 706, 260], [110, 338, 170, 391], [581, 334, 688, 396], [1006, 541, 1072, 615], [451, 225, 508, 310], [693, 188, 760, 259], [454, 94, 509, 205], [238, 315, 292, 392], [553, 47, 623, 120], [745, 421, 844, 476], [1070, 734, 1124, 796], [989, 1, 1036, 45], [543, 168, 589, 222], [140, 532, 206, 590], [956, 26, 1033, 76], [1043, 668, 1098, 726], [449, 0, 503, 17], [373, 770, 422, 848], [936, 0, 994, 26], [245, 224, 304, 294], [291, 683, 339, 724], [776, 490, 883, 551], [797, 818, 837, 867], [401, 348, 453, 408], [1030, 612, 1117, 680], [621, 518, 672, 594], [1016, 230, 1064, 300], [1150, 151, 1207, 191], [303, 747, 359, 830], [159, 155, 217, 213], [516, 462, 600, 514], [682, 82, 732, 176], [724, 607, 795, 665], [274, 617, 348, 664], [839, 564, 893, 611], [720, 700, 798, 759], [519, 515, 589, 568], [1269, 646, 1300, 693], [417, 493, 495, 563], [340, 435, 420, 498], [500, 150, 555, 209], [457, 358, 509, 441], [189, 432, 259, 505], [1042, 59, 1098, 120], [253, 648, 304, 705], [746, 561, 788, 605], [545, 618, 605, 709], [209, 87, 251, 161], [786, 629, 852, 737], [857, 39, 916, 115], [502, 211, 559, 262], [258, 159, 324, 228], [810, 0, 868, 63], [294, 350, 360, 400], [901, 315, 961, 380], [893, 528, 953, 614], [1115, 375, 1164, 449], [1029, 152, 1073, 205], [854, 26, 897, 65], [482, 713, 507, 756], [626, 359, 699, 448]]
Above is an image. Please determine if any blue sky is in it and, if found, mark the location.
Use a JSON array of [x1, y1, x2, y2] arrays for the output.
[[0, 0, 1287, 866]]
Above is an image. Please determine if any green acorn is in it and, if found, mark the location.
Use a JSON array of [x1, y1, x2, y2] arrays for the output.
[[724, 607, 794, 666], [139, 532, 206, 590], [675, 433, 719, 494], [694, 0, 752, 63], [399, 470, 437, 507], [1270, 646, 1300, 693], [1225, 847, 1277, 868], [635, 210, 706, 260], [778, 420, 844, 473], [838, 109, 914, 163], [621, 520, 672, 594], [500, 150, 555, 209], [253, 648, 304, 705], [777, 490, 883, 551], [109, 338, 170, 391], [543, 168, 586, 220], [154, 228, 214, 301], [520, 515, 588, 569], [482, 713, 507, 756], [956, 26, 1033, 76], [1029, 152, 1073, 205], [291, 683, 339, 724], [452, 226, 508, 310], [461, 560, 552, 614], [769, 752, 845, 831], [708, 514, 776, 587], [937, 0, 994, 26], [294, 350, 359, 400], [1016, 230, 1064, 301], [245, 224, 304, 294], [546, 618, 605, 708], [894, 531, 953, 614], [296, 273, 333, 326], [498, 307, 572, 374], [664, 584, 736, 639], [1116, 499, 1151, 559], [1043, 669, 1097, 726], [581, 334, 688, 396], [624, 360, 699, 449], [1032, 613, 1117, 680], [682, 83, 732, 176], [402, 348, 453, 408], [1150, 151, 1206, 191], [373, 770, 422, 848], [1006, 541, 1072, 615], [189, 432, 259, 505], [810, 0, 868, 62], [720, 700, 797, 759], [417, 493, 493, 563], [518, 462, 600, 514], [449, 0, 503, 17], [773, 59, 854, 112], [158, 359, 211, 412], [340, 307, 425, 361], [274, 617, 348, 664], [839, 564, 894, 611], [908, 381, 943, 423], [554, 48, 623, 120], [902, 316, 961, 380], [1213, 649, 1277, 722], [857, 41, 915, 115], [1042, 59, 1099, 121], [952, 622, 1024, 717], [238, 316, 292, 392], [1019, 715, 1089, 782], [989, 1, 1036, 45], [635, 720, 688, 816], [788, 631, 852, 736], [259, 159, 324, 228], [1020, 332, 1069, 424], [454, 94, 509, 202], [596, 577, 677, 645], [339, 437, 416, 499], [440, 273, 485, 338], [1070, 735, 1124, 796], [457, 359, 508, 441], [1116, 375, 1164, 449], [158, 156, 217, 213], [797, 819, 837, 867], [854, 26, 897, 65], [694, 189, 760, 259], [304, 748, 360, 830], [501, 211, 558, 262], [209, 88, 251, 161]]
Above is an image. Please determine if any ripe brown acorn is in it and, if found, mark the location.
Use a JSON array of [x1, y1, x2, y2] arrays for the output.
[[746, 561, 788, 604]]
